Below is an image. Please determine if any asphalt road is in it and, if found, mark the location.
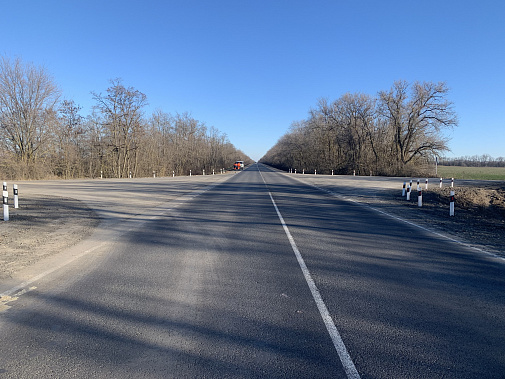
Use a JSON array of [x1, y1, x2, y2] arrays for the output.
[[0, 164, 504, 378]]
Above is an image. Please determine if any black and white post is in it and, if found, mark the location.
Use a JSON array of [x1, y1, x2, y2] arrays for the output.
[[418, 187, 422, 207], [402, 181, 406, 197], [450, 191, 455, 216], [440, 178, 443, 188], [13, 184, 19, 209], [406, 185, 411, 201], [2, 182, 8, 221]]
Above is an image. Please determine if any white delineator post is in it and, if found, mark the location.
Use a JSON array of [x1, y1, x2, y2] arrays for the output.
[[450, 191, 455, 216], [314, 170, 317, 175], [190, 170, 192, 177], [2, 182, 8, 221], [406, 185, 411, 201], [402, 181, 406, 197], [440, 178, 443, 188], [418, 187, 422, 207], [13, 184, 19, 209], [425, 179, 428, 190], [451, 178, 454, 187]]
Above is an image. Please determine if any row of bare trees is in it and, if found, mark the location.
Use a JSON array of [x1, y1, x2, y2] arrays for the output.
[[0, 56, 251, 180], [260, 80, 458, 176], [440, 155, 505, 167]]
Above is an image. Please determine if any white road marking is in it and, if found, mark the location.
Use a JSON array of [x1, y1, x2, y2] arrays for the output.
[[259, 168, 361, 379], [0, 243, 106, 299]]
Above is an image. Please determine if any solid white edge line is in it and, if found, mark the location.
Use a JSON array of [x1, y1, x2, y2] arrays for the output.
[[258, 167, 360, 379]]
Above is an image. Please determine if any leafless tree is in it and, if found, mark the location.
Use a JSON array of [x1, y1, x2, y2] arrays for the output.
[[92, 79, 148, 178], [0, 56, 60, 164], [378, 80, 457, 172]]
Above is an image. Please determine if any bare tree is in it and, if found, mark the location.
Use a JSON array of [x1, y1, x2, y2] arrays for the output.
[[92, 79, 148, 178], [378, 80, 457, 171], [56, 100, 85, 178], [0, 56, 60, 164]]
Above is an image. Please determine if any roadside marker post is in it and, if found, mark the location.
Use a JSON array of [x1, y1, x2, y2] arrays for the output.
[[406, 185, 411, 201], [331, 170, 334, 176], [402, 182, 406, 197], [450, 191, 455, 216], [190, 170, 192, 177], [451, 178, 454, 188], [418, 187, 422, 207], [425, 179, 428, 190], [417, 179, 420, 188], [409, 179, 413, 189], [315, 170, 317, 175], [13, 184, 18, 209], [440, 178, 443, 188], [2, 182, 8, 221], [203, 169, 205, 176]]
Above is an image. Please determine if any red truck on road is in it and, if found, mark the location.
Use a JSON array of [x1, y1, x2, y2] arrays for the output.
[[233, 161, 244, 170]]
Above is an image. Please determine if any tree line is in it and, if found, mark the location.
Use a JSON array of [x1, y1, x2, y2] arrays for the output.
[[260, 80, 458, 176], [0, 56, 252, 180], [439, 155, 505, 168]]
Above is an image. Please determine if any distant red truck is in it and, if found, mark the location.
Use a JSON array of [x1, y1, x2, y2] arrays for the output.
[[233, 161, 244, 170]]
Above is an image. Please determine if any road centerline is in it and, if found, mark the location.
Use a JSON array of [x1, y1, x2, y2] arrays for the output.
[[258, 168, 361, 379]]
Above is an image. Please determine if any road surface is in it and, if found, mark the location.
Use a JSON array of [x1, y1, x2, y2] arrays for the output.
[[0, 164, 504, 378]]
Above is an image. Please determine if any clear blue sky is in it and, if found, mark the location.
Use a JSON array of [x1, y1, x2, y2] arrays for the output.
[[1, 0, 504, 161]]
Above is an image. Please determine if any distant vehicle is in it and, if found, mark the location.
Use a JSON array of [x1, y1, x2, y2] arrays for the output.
[[233, 161, 244, 170]]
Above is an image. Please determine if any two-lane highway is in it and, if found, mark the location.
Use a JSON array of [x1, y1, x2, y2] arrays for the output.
[[0, 164, 504, 378]]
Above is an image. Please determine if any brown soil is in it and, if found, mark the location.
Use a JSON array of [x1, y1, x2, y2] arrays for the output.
[[0, 195, 99, 279]]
